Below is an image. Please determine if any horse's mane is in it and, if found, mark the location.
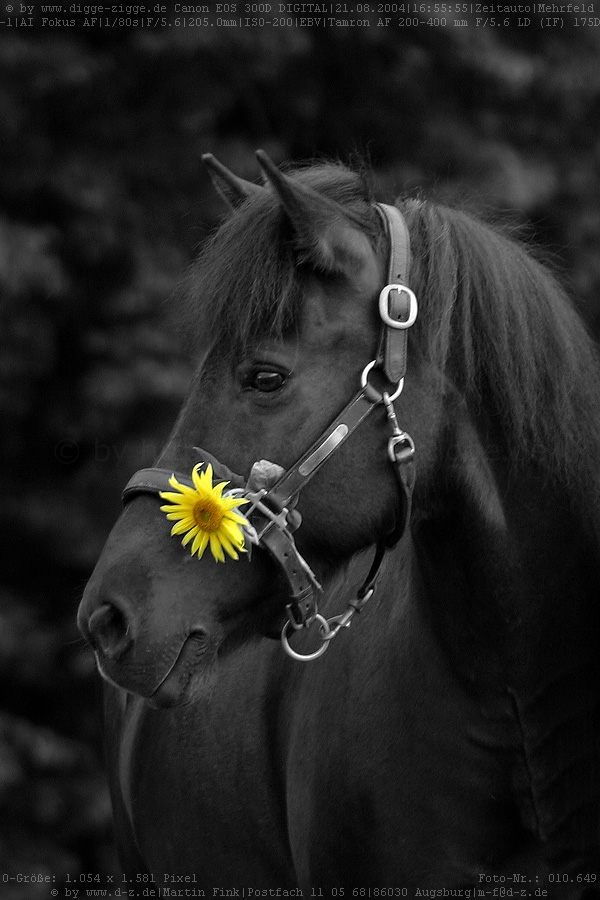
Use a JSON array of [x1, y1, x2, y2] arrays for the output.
[[181, 160, 600, 535], [404, 200, 600, 528]]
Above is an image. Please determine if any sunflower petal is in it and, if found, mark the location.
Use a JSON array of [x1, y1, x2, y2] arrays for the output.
[[171, 518, 196, 536], [191, 529, 206, 557], [160, 487, 197, 503], [162, 508, 192, 519], [209, 533, 225, 563], [191, 464, 205, 491], [221, 495, 249, 509], [218, 533, 241, 560], [220, 518, 245, 546], [167, 475, 194, 493], [196, 531, 210, 558], [181, 525, 200, 547], [159, 491, 186, 504], [225, 509, 250, 526]]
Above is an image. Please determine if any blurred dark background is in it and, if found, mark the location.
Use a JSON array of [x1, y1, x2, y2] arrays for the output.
[[1, 16, 600, 895]]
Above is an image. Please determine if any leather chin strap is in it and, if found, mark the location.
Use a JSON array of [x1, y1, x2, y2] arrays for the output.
[[122, 202, 417, 636]]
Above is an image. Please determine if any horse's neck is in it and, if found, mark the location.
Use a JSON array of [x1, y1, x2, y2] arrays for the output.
[[414, 444, 599, 672], [412, 449, 600, 861]]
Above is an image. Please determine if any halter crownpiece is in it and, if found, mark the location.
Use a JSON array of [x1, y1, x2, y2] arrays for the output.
[[121, 175, 417, 660]]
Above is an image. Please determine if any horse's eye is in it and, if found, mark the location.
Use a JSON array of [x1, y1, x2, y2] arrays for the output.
[[250, 370, 286, 393]]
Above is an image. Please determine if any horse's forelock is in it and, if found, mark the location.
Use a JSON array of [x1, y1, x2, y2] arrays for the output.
[[179, 161, 381, 359]]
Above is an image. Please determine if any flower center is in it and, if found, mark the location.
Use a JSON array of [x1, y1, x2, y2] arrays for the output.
[[193, 498, 223, 533]]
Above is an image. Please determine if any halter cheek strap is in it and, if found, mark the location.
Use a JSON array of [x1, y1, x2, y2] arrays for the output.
[[375, 204, 417, 385], [121, 202, 417, 646]]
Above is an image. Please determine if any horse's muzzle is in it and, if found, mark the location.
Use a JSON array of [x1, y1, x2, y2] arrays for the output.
[[78, 575, 217, 706]]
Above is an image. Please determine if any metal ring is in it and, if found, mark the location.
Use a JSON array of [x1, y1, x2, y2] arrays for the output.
[[281, 614, 331, 662], [360, 360, 404, 403]]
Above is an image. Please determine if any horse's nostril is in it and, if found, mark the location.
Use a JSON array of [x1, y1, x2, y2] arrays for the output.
[[87, 602, 133, 660], [189, 628, 210, 652]]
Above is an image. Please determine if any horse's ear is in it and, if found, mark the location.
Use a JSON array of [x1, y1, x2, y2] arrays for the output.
[[202, 154, 265, 209], [256, 149, 373, 276]]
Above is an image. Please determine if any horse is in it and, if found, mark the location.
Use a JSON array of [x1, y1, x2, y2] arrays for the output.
[[78, 151, 600, 894]]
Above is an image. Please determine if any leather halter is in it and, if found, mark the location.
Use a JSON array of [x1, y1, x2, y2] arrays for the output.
[[122, 203, 417, 641]]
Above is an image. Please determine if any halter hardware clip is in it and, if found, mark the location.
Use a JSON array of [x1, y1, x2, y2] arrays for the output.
[[383, 391, 416, 465]]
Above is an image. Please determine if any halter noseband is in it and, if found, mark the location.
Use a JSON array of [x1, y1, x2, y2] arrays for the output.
[[122, 203, 417, 656]]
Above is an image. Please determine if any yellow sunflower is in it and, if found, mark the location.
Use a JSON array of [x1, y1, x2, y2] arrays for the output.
[[159, 463, 250, 562]]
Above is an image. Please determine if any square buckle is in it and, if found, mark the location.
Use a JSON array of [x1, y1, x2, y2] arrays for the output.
[[379, 284, 418, 330]]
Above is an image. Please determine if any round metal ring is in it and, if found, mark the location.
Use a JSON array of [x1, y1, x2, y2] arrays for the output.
[[281, 614, 331, 662], [360, 360, 404, 403]]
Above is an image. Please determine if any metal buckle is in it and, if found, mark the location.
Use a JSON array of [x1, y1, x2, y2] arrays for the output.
[[243, 489, 292, 538], [379, 284, 418, 330], [285, 595, 318, 631]]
